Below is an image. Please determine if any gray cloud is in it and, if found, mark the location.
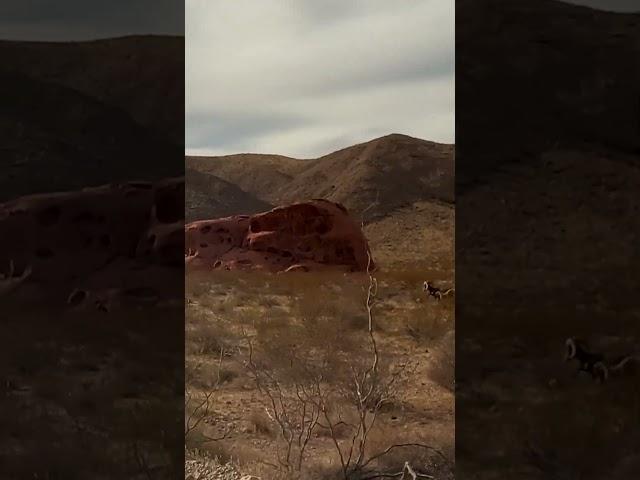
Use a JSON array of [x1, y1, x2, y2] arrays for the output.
[[186, 0, 454, 158], [0, 0, 183, 41], [186, 111, 311, 153]]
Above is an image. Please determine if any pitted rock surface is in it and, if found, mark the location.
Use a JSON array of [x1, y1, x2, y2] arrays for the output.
[[0, 177, 184, 300], [185, 199, 373, 273]]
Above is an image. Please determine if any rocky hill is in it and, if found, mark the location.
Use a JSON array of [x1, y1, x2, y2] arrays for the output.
[[0, 35, 183, 143], [456, 0, 640, 191], [185, 168, 271, 221], [186, 133, 454, 220], [0, 35, 183, 201]]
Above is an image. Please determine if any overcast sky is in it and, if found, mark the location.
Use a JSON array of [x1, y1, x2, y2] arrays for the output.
[[186, 0, 455, 158], [0, 0, 183, 41]]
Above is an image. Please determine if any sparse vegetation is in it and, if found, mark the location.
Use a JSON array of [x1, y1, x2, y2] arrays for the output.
[[0, 298, 184, 479], [184, 135, 455, 478], [185, 256, 454, 479]]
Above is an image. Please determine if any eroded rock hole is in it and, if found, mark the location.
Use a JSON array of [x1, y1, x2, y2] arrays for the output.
[[250, 220, 262, 233], [67, 289, 88, 306], [36, 205, 61, 226]]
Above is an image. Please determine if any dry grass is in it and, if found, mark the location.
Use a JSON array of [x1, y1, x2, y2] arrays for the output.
[[428, 330, 455, 393], [456, 306, 640, 480], [0, 298, 184, 479], [185, 263, 454, 479]]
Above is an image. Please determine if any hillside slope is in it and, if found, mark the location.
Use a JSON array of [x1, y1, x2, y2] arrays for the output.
[[0, 72, 181, 202], [0, 35, 184, 200], [185, 168, 271, 221], [186, 133, 454, 219], [456, 0, 640, 191], [186, 154, 304, 202], [0, 35, 183, 144], [280, 134, 453, 217]]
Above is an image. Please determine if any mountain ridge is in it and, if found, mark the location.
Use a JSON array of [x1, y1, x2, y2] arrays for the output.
[[0, 35, 183, 200], [185, 133, 454, 220]]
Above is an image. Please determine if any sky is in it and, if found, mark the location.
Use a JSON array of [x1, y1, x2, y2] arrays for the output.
[[186, 0, 455, 158], [1, 0, 636, 158], [0, 0, 183, 41]]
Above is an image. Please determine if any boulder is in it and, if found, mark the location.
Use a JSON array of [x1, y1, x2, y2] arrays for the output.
[[0, 177, 184, 295], [185, 199, 374, 273]]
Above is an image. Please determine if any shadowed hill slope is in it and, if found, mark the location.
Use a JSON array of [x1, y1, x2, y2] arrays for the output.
[[0, 35, 184, 201], [456, 0, 640, 192], [0, 72, 181, 203], [0, 35, 183, 143], [185, 168, 272, 221], [186, 153, 304, 202]]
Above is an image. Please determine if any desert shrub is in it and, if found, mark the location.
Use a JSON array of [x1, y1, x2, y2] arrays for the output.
[[192, 323, 224, 356], [248, 411, 275, 436], [405, 305, 451, 343]]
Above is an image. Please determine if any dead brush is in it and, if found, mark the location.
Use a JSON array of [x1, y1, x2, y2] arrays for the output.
[[249, 411, 275, 436], [191, 323, 224, 356], [242, 250, 453, 480], [405, 306, 452, 343]]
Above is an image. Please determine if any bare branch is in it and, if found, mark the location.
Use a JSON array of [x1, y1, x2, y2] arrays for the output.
[[358, 462, 435, 480], [361, 443, 452, 471]]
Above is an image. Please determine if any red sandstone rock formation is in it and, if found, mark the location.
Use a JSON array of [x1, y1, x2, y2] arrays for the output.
[[0, 178, 184, 298], [185, 199, 374, 273]]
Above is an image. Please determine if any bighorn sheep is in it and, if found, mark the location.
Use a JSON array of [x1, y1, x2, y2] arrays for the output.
[[423, 281, 454, 301], [565, 337, 636, 383]]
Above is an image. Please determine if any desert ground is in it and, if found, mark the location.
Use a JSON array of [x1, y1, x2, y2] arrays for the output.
[[0, 287, 184, 480], [184, 198, 455, 480], [456, 149, 640, 480], [0, 178, 185, 480], [454, 0, 640, 475], [0, 34, 185, 479]]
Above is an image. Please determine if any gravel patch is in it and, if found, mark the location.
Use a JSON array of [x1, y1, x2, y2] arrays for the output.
[[185, 459, 243, 480]]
